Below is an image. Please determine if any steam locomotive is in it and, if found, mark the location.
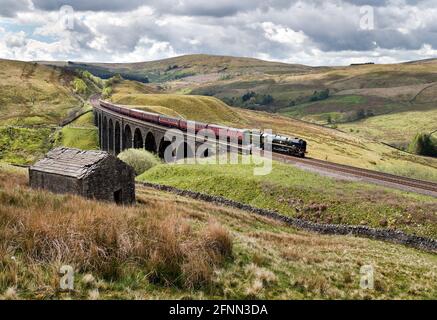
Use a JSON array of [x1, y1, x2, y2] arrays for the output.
[[99, 100, 307, 157]]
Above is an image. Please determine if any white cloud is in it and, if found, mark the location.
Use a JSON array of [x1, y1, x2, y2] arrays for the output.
[[5, 30, 28, 47], [0, 0, 436, 65], [262, 22, 308, 46]]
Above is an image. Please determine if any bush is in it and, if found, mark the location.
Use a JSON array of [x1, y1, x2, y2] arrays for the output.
[[309, 89, 330, 102], [102, 86, 112, 99], [118, 149, 161, 175], [408, 133, 437, 157], [72, 78, 88, 94]]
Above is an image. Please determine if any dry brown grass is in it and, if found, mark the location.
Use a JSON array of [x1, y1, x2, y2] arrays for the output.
[[0, 168, 233, 295]]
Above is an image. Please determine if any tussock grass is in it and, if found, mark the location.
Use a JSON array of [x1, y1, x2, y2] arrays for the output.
[[0, 168, 232, 298], [1, 166, 437, 299]]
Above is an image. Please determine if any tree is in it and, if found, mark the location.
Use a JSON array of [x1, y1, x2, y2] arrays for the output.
[[309, 88, 330, 102], [408, 133, 437, 157], [259, 94, 273, 105], [72, 78, 87, 94], [242, 91, 256, 102], [102, 86, 113, 99]]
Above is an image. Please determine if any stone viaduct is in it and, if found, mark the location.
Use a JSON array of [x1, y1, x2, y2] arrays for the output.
[[92, 101, 241, 159]]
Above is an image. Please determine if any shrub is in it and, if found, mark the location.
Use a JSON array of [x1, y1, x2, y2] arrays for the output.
[[72, 78, 88, 94], [118, 149, 161, 175], [101, 86, 112, 99], [309, 89, 330, 102], [408, 133, 437, 157]]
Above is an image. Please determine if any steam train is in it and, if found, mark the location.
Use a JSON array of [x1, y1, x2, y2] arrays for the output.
[[99, 100, 307, 157]]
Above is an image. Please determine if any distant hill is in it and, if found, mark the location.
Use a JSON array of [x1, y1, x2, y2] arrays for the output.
[[40, 54, 316, 83]]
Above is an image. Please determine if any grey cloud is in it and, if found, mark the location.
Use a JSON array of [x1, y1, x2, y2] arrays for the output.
[[0, 0, 30, 17], [31, 0, 146, 12], [1, 0, 437, 64]]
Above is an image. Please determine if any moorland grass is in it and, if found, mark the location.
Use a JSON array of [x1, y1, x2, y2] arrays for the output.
[[2, 164, 436, 299], [139, 158, 437, 239]]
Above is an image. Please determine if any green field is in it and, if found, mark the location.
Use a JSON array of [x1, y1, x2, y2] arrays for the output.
[[0, 60, 102, 164], [138, 158, 437, 239], [338, 108, 437, 148], [0, 60, 84, 126]]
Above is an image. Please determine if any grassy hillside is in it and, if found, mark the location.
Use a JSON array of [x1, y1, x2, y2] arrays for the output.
[[54, 111, 99, 151], [110, 82, 248, 126], [0, 59, 85, 126], [57, 54, 315, 84], [139, 158, 437, 239], [1, 164, 437, 299], [338, 109, 437, 148], [0, 126, 55, 164], [107, 85, 437, 182], [66, 54, 437, 149], [0, 60, 101, 164]]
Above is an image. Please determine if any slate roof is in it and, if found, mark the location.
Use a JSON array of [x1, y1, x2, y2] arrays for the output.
[[30, 147, 110, 179]]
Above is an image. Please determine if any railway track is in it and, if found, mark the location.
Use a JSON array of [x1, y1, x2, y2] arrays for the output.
[[272, 153, 437, 195]]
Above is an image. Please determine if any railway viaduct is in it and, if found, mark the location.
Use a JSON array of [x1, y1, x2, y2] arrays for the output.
[[93, 103, 183, 158], [92, 101, 237, 159]]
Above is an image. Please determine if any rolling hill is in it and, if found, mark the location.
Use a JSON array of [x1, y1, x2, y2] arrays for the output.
[[108, 79, 437, 182], [56, 54, 437, 150], [44, 54, 315, 83], [2, 57, 437, 181]]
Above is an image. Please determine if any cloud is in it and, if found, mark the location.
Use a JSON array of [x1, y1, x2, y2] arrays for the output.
[[0, 0, 436, 65], [5, 30, 28, 47], [0, 0, 31, 17], [31, 0, 146, 12]]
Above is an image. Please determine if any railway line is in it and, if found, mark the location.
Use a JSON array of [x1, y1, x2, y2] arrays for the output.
[[93, 99, 437, 197], [272, 152, 437, 197]]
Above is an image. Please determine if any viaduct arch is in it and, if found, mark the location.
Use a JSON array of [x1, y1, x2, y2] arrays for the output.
[[93, 102, 233, 160]]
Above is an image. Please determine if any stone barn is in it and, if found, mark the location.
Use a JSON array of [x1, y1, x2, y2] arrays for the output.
[[29, 147, 136, 204]]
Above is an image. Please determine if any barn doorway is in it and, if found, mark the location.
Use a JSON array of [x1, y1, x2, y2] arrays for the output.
[[114, 189, 123, 204]]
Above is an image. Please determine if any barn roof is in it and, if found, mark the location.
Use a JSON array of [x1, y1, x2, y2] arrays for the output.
[[30, 147, 110, 179]]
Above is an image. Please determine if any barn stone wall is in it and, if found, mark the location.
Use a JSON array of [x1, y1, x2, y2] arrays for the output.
[[83, 157, 136, 204], [29, 170, 82, 195]]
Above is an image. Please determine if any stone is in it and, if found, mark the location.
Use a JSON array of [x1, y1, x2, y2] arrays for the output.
[[29, 147, 135, 205]]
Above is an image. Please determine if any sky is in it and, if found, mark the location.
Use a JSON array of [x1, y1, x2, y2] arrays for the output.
[[0, 0, 436, 66]]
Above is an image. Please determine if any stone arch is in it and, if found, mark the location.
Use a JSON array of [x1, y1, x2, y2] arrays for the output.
[[133, 128, 143, 149], [108, 119, 114, 153], [158, 137, 172, 159], [123, 124, 132, 150], [176, 141, 194, 160], [102, 116, 108, 151], [145, 131, 157, 153], [98, 113, 102, 148], [115, 121, 121, 154]]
